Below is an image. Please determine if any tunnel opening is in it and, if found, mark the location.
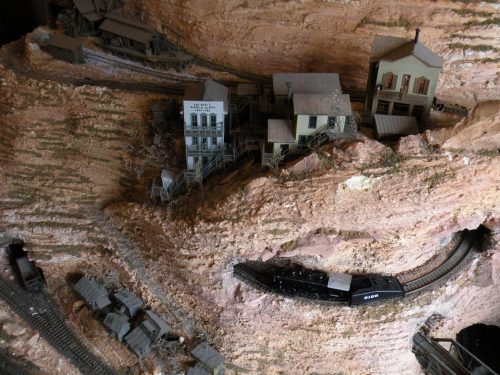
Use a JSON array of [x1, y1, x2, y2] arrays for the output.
[[0, 0, 48, 47], [456, 323, 500, 372]]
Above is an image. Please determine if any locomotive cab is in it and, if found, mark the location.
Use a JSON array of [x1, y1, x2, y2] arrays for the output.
[[349, 275, 404, 306]]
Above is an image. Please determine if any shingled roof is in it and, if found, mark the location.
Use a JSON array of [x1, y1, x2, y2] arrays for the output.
[[268, 119, 295, 143], [273, 73, 341, 96], [293, 92, 352, 116], [370, 35, 442, 68]]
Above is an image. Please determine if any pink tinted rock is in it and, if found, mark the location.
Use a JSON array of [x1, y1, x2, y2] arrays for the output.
[[287, 153, 321, 174], [343, 138, 388, 163], [396, 134, 427, 155]]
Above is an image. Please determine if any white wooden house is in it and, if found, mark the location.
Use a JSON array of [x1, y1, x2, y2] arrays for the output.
[[365, 29, 443, 131], [264, 73, 356, 162], [183, 79, 228, 174]]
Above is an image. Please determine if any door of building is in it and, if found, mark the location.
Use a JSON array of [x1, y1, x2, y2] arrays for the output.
[[401, 74, 411, 95]]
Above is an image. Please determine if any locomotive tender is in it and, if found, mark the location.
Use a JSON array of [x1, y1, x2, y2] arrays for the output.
[[233, 261, 405, 306]]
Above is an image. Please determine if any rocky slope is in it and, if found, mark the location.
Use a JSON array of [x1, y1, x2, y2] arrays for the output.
[[102, 103, 499, 374], [122, 0, 499, 108]]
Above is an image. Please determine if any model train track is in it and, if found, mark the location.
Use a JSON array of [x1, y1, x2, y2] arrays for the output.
[[403, 230, 478, 294], [84, 49, 200, 84], [0, 276, 117, 375], [235, 229, 480, 305]]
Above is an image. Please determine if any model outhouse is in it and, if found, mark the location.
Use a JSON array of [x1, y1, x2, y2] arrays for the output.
[[183, 78, 229, 177], [74, 277, 111, 312], [365, 29, 442, 126]]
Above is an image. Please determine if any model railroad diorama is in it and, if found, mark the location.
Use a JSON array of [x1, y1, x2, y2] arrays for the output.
[[0, 0, 498, 374]]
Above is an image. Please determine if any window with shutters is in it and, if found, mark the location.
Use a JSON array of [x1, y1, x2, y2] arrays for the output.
[[413, 76, 430, 95], [382, 72, 397, 90]]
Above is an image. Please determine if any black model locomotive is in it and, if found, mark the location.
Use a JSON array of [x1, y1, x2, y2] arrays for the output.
[[234, 260, 405, 306]]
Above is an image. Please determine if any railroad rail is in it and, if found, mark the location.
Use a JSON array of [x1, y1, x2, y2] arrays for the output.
[[412, 331, 499, 375], [403, 230, 478, 295], [0, 276, 117, 375], [83, 49, 200, 84]]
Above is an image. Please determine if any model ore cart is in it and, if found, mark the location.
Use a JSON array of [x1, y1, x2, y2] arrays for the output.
[[6, 241, 44, 292], [74, 276, 112, 312], [189, 342, 225, 375], [46, 34, 84, 64]]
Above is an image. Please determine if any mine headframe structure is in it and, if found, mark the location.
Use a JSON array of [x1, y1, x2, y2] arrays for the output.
[[412, 331, 499, 375]]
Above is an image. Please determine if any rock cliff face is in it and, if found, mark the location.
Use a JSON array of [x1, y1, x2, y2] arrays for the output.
[[122, 0, 499, 107], [102, 103, 500, 374]]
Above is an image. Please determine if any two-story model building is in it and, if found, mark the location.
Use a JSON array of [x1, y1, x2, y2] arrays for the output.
[[183, 78, 229, 177], [365, 29, 443, 135], [264, 73, 356, 162]]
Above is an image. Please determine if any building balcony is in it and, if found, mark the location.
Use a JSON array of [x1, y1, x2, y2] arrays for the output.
[[186, 144, 224, 155], [184, 122, 224, 137], [376, 90, 428, 106]]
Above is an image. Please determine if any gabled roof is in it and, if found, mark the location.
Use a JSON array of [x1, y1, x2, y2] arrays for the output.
[[293, 92, 352, 116], [370, 35, 442, 68], [184, 78, 229, 112], [273, 73, 341, 96], [73, 0, 104, 22], [99, 16, 155, 44], [268, 119, 295, 143]]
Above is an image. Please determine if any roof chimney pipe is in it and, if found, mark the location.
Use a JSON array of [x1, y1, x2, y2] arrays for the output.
[[414, 28, 421, 44]]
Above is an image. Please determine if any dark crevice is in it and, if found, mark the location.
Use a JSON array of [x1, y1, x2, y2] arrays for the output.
[[0, 0, 48, 47]]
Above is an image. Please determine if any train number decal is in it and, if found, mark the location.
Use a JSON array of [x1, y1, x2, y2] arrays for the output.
[[363, 294, 379, 300]]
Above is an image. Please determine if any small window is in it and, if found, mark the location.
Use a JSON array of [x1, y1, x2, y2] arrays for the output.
[[194, 156, 199, 165], [210, 114, 217, 127], [201, 114, 208, 127], [192, 136, 199, 145], [392, 102, 410, 116], [382, 72, 397, 90], [299, 135, 307, 145], [328, 116, 337, 127], [308, 116, 317, 129], [211, 137, 217, 145], [376, 100, 390, 115], [202, 156, 208, 165], [413, 76, 430, 95], [191, 114, 198, 127], [201, 137, 207, 148]]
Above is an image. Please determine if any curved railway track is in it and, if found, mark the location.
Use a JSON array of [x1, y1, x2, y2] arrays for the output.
[[83, 49, 201, 84], [234, 229, 481, 305], [403, 230, 478, 294], [0, 276, 117, 375]]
